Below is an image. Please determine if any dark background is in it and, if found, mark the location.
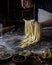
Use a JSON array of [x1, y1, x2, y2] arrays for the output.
[[0, 0, 23, 26], [0, 0, 38, 27]]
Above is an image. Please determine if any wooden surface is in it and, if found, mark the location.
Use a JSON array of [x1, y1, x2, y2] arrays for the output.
[[0, 28, 52, 65]]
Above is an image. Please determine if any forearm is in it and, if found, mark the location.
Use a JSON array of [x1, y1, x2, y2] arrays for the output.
[[41, 19, 52, 27]]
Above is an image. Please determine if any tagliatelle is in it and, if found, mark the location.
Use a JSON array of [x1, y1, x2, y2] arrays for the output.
[[18, 19, 42, 48]]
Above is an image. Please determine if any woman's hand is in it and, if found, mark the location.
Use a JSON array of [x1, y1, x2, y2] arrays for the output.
[[21, 0, 33, 9]]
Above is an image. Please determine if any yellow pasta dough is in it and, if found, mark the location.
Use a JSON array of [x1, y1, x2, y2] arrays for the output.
[[19, 19, 42, 48]]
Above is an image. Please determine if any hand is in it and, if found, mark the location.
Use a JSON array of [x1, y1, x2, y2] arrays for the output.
[[21, 0, 33, 9]]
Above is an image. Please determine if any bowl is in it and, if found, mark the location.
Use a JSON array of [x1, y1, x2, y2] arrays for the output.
[[0, 50, 13, 63], [12, 54, 26, 65], [26, 55, 41, 65]]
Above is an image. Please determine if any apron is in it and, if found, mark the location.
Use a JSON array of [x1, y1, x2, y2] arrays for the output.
[[38, 0, 52, 22]]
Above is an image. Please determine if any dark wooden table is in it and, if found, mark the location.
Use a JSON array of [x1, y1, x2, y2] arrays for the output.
[[0, 27, 52, 65]]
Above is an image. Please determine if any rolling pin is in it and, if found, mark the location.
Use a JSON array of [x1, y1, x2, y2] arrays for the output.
[[3, 25, 16, 33]]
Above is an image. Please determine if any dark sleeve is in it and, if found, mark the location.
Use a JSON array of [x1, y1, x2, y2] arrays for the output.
[[33, 0, 51, 4], [38, 0, 52, 13]]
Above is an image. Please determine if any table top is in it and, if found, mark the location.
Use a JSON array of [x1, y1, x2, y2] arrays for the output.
[[0, 61, 14, 65], [0, 59, 52, 65], [0, 28, 52, 65]]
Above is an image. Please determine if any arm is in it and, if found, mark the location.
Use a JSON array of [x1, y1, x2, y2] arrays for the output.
[[41, 19, 52, 27]]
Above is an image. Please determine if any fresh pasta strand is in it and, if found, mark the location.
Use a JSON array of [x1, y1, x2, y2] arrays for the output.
[[18, 19, 42, 48]]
